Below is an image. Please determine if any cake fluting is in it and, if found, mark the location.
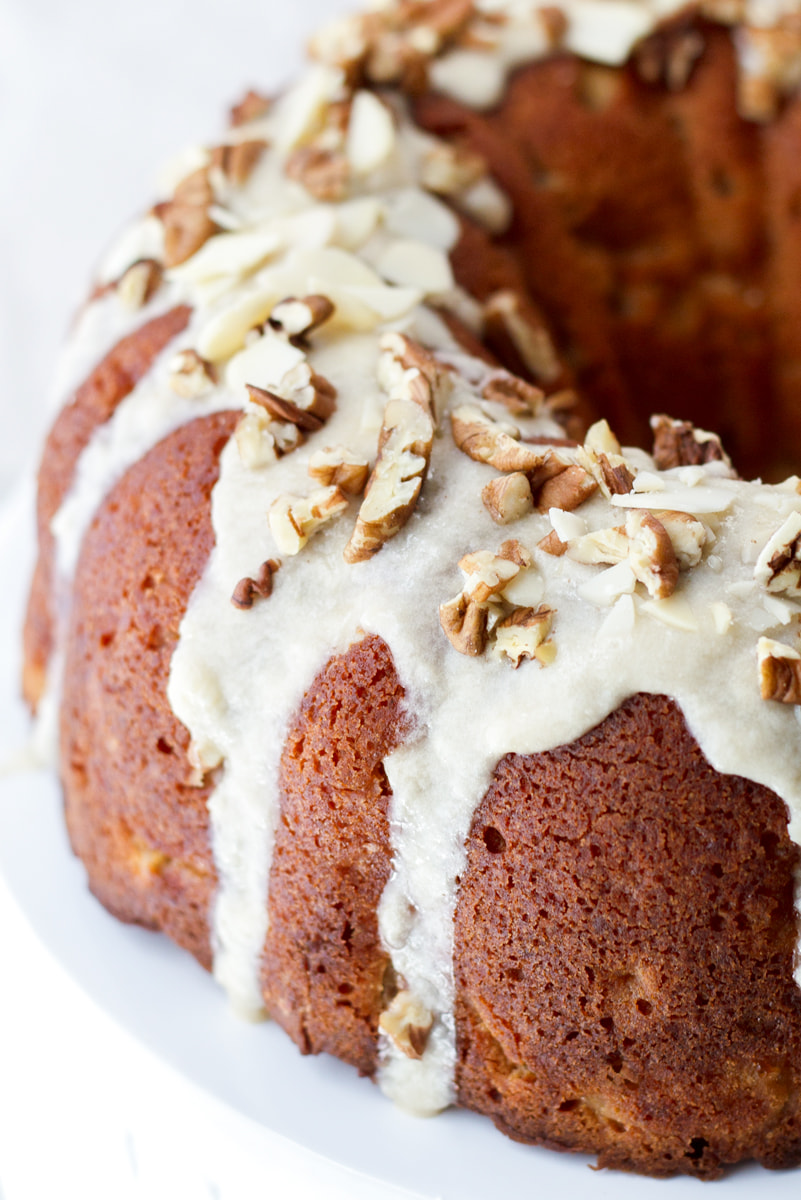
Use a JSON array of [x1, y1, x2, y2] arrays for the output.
[[22, 0, 801, 1178]]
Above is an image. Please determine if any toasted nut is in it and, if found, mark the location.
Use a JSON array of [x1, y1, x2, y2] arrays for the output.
[[658, 510, 710, 569], [235, 410, 302, 469], [231, 559, 280, 609], [379, 990, 434, 1060], [117, 258, 163, 309], [626, 510, 679, 600], [578, 425, 637, 497], [269, 486, 349, 555], [343, 336, 440, 563], [483, 290, 562, 385], [538, 529, 567, 557], [439, 592, 488, 656], [494, 605, 555, 668], [584, 419, 621, 457], [286, 146, 349, 201], [168, 349, 217, 398], [482, 372, 545, 416], [451, 405, 546, 474], [211, 139, 268, 186], [156, 167, 219, 268], [536, 463, 598, 513], [246, 383, 325, 432], [650, 414, 730, 471], [497, 539, 533, 569], [758, 636, 801, 703], [458, 549, 521, 601], [230, 90, 271, 127], [269, 294, 335, 340], [482, 473, 534, 524], [308, 445, 370, 494], [754, 511, 801, 595], [567, 526, 630, 566]]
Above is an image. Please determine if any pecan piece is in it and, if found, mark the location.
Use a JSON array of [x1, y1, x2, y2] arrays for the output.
[[754, 511, 801, 594], [230, 90, 271, 127], [482, 473, 534, 525], [626, 510, 679, 600], [451, 405, 546, 474], [211, 139, 268, 186], [758, 637, 801, 704], [269, 294, 335, 341], [286, 146, 349, 201], [650, 414, 729, 471], [379, 990, 434, 1060], [483, 290, 562, 385], [439, 592, 488, 656], [494, 605, 555, 668], [231, 560, 280, 609]]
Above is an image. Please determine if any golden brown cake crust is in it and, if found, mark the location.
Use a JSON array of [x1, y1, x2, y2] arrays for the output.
[[454, 693, 801, 1178], [60, 411, 235, 967], [23, 305, 192, 708], [262, 635, 407, 1076]]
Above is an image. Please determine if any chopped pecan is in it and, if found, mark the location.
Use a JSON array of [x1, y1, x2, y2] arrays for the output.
[[379, 990, 434, 1060], [482, 473, 534, 525], [343, 338, 437, 563], [538, 529, 567, 557], [308, 445, 370, 494], [211, 139, 268, 186], [626, 511, 680, 600], [754, 511, 801, 594], [231, 559, 280, 609], [658, 510, 710, 569], [117, 258, 163, 309], [420, 139, 487, 195], [269, 487, 349, 555], [567, 526, 630, 566], [481, 372, 544, 417], [269, 294, 335, 341], [168, 349, 217, 398], [246, 383, 325, 432], [536, 463, 598, 513], [493, 605, 555, 668], [451, 405, 546, 474], [650, 414, 729, 471], [155, 167, 219, 268], [758, 637, 801, 704], [483, 290, 562, 385], [459, 548, 522, 600], [286, 146, 349, 201], [230, 90, 271, 127], [439, 591, 488, 656]]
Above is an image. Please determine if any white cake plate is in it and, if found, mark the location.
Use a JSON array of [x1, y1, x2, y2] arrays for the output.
[[0, 480, 797, 1199]]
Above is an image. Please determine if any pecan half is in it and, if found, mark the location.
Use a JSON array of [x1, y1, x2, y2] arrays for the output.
[[758, 637, 801, 704]]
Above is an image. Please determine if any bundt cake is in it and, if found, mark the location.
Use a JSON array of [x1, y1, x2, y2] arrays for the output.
[[22, 0, 801, 1179]]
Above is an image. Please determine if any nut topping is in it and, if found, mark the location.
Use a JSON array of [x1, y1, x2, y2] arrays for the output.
[[229, 90, 271, 127], [168, 349, 217, 398], [536, 463, 598, 513], [269, 294, 336, 341], [481, 372, 544, 417], [231, 560, 280, 609], [246, 383, 325, 433], [758, 637, 801, 704], [483, 290, 562, 385], [493, 605, 555, 668], [308, 445, 370, 494], [379, 990, 434, 1060], [482, 472, 534, 524], [650, 414, 730, 471], [419, 139, 487, 196], [117, 258, 163, 309], [269, 487, 349, 556], [626, 511, 680, 600], [451, 404, 546, 474], [344, 336, 442, 563], [155, 167, 219, 268], [286, 145, 350, 201], [754, 511, 801, 594], [439, 591, 488, 656], [211, 139, 268, 186]]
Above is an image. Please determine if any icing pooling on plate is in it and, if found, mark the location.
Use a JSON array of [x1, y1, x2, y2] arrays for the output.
[[35, 0, 801, 1120]]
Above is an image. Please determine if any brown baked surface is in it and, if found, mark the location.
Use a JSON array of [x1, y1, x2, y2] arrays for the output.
[[60, 411, 235, 966], [415, 18, 801, 479], [455, 693, 801, 1178], [23, 305, 191, 708], [262, 634, 407, 1076]]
